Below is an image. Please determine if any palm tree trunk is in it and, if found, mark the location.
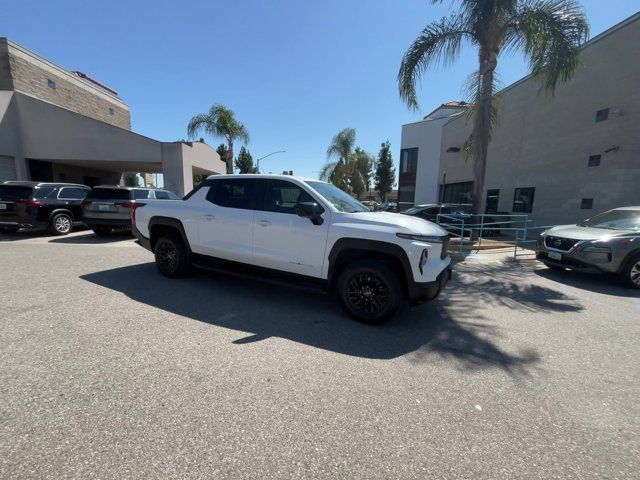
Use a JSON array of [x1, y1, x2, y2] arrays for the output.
[[226, 139, 234, 174], [471, 48, 497, 238]]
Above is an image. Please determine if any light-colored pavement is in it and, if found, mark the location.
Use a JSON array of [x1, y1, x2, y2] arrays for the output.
[[1, 230, 639, 479]]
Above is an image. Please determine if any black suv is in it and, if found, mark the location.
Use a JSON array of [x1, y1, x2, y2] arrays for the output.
[[0, 181, 90, 235]]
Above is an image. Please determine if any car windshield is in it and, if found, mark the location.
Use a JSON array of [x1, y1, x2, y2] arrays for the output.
[[581, 210, 640, 231], [305, 181, 369, 213], [0, 185, 34, 200]]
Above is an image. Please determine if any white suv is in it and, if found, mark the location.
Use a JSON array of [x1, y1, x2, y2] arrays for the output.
[[132, 175, 452, 324]]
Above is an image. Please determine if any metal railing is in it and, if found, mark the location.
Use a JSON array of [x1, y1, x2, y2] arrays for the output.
[[435, 213, 554, 258]]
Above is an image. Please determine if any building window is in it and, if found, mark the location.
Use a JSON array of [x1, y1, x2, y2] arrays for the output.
[[512, 187, 535, 213], [398, 148, 418, 206], [439, 181, 473, 205], [485, 189, 500, 214], [595, 108, 609, 123], [581, 198, 594, 209], [47, 79, 56, 90], [109, 107, 115, 116], [588, 155, 601, 167]]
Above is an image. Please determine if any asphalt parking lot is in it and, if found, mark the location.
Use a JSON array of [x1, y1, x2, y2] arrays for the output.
[[1, 230, 639, 479]]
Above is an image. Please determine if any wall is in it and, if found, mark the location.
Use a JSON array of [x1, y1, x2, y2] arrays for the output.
[[0, 39, 130, 130], [401, 107, 466, 205]]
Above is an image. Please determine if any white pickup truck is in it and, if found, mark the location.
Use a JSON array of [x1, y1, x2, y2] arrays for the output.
[[132, 175, 452, 324]]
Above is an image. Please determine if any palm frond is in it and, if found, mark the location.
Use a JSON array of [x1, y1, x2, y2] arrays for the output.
[[187, 113, 216, 140], [505, 0, 589, 93], [326, 128, 356, 161], [319, 162, 338, 182], [398, 14, 470, 109]]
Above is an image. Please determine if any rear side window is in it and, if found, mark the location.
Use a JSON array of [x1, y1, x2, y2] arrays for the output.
[[0, 185, 33, 200], [33, 187, 56, 199], [58, 187, 88, 200], [132, 189, 151, 200], [210, 179, 260, 210], [263, 180, 314, 214], [86, 188, 130, 201], [155, 190, 179, 200]]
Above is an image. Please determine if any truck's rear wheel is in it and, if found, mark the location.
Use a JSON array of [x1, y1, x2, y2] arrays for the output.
[[154, 232, 190, 278], [337, 259, 402, 325]]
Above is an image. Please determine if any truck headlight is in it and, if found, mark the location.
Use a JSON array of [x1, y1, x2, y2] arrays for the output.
[[396, 233, 444, 243]]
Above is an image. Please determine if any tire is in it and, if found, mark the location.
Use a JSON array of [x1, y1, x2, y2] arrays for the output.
[[48, 213, 73, 235], [0, 227, 19, 234], [620, 252, 640, 289], [92, 228, 112, 236], [543, 262, 565, 271], [336, 259, 403, 325], [154, 232, 191, 278]]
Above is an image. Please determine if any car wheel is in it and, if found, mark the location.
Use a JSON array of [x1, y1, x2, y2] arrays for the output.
[[49, 213, 73, 235], [337, 259, 402, 325], [543, 262, 565, 271], [0, 227, 19, 234], [621, 252, 640, 289], [154, 232, 190, 278], [93, 228, 112, 236]]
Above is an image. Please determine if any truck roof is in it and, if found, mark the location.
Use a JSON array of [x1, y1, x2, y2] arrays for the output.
[[205, 174, 322, 183]]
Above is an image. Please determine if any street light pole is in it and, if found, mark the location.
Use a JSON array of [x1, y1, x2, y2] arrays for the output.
[[256, 150, 286, 173]]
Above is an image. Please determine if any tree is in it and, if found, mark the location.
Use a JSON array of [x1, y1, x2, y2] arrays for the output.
[[353, 148, 375, 197], [319, 128, 366, 195], [375, 141, 395, 202], [235, 146, 258, 173], [216, 144, 229, 165], [398, 0, 588, 215], [187, 104, 249, 174]]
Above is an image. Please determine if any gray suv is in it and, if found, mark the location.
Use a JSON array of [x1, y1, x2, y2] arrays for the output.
[[537, 207, 640, 288], [81, 186, 179, 236]]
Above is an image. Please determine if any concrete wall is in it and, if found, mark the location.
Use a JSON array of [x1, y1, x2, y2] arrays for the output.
[[162, 142, 225, 196], [0, 39, 130, 130], [431, 13, 640, 226]]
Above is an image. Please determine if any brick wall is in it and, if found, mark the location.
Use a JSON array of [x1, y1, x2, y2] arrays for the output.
[[6, 53, 131, 130]]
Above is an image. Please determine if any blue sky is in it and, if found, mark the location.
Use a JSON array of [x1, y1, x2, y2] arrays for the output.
[[2, 0, 638, 179]]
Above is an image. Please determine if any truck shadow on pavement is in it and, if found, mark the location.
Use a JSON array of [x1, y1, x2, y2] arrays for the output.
[[80, 260, 583, 375]]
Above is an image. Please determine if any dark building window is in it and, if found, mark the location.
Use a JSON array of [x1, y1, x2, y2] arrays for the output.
[[398, 148, 418, 206], [109, 107, 115, 115], [485, 189, 500, 214], [512, 187, 535, 213], [47, 79, 56, 90], [439, 181, 473, 205], [581, 198, 594, 209], [587, 155, 601, 167], [595, 108, 609, 123]]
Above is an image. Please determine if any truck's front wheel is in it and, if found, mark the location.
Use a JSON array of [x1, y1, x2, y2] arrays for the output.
[[337, 260, 402, 325], [154, 233, 191, 278]]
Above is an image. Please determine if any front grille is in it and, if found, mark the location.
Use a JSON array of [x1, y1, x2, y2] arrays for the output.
[[545, 235, 580, 251], [441, 236, 450, 259]]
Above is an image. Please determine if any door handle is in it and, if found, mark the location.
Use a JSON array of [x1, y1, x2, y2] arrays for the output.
[[257, 220, 271, 227], [204, 214, 215, 221]]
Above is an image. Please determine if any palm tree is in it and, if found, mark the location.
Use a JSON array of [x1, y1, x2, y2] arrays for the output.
[[187, 104, 249, 174], [398, 0, 589, 215], [319, 128, 367, 196]]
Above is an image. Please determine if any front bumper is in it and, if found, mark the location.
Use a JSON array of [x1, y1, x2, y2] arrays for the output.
[[536, 237, 621, 274], [408, 267, 452, 306]]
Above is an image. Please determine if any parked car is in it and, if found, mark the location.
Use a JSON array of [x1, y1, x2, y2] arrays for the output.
[[81, 186, 180, 236], [402, 204, 507, 237], [360, 200, 379, 211], [537, 207, 640, 289], [132, 175, 452, 324], [0, 181, 90, 235], [377, 201, 397, 212]]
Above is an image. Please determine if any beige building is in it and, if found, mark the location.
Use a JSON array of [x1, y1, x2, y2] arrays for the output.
[[400, 12, 640, 227], [0, 38, 225, 195]]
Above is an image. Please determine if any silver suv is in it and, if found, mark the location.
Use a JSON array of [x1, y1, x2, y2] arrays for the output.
[[537, 207, 640, 288], [81, 186, 179, 236]]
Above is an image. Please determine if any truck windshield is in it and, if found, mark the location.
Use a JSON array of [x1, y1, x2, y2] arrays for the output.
[[581, 210, 640, 231], [305, 181, 369, 213]]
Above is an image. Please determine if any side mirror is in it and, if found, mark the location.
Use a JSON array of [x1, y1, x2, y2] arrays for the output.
[[295, 202, 325, 225]]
